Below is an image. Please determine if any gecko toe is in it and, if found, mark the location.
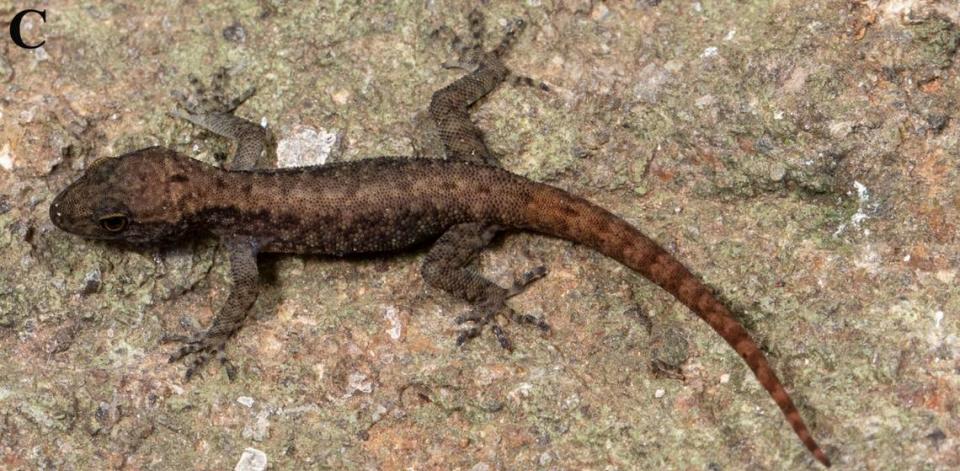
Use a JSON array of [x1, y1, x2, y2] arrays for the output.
[[172, 68, 255, 116], [510, 312, 551, 333], [183, 351, 213, 381], [159, 333, 191, 344], [180, 346, 234, 382], [506, 265, 548, 297], [454, 320, 515, 352], [168, 346, 193, 363], [490, 324, 513, 351], [165, 331, 234, 380], [167, 337, 205, 361], [219, 354, 238, 382], [455, 326, 482, 346], [454, 311, 484, 324], [453, 292, 548, 350]]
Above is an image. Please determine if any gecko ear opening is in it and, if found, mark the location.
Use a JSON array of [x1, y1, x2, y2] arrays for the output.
[[98, 213, 129, 232]]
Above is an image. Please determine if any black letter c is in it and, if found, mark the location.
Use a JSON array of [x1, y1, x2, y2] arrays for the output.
[[11, 9, 46, 49]]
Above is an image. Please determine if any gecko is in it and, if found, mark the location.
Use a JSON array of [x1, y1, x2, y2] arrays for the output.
[[48, 12, 831, 467]]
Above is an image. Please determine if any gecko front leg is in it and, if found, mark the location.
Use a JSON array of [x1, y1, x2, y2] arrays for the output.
[[164, 237, 260, 380], [163, 72, 272, 380], [417, 10, 546, 164], [170, 67, 271, 170]]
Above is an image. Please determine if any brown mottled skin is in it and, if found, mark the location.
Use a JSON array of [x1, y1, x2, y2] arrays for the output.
[[48, 13, 830, 467]]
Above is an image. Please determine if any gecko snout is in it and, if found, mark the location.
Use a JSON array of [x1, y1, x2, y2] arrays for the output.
[[48, 183, 102, 237], [49, 192, 67, 230]]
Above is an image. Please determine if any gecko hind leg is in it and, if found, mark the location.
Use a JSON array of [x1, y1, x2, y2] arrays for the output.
[[422, 223, 550, 351], [453, 265, 550, 350]]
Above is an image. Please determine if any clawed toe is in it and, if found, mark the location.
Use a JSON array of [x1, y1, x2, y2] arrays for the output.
[[454, 311, 483, 324], [453, 300, 511, 350], [490, 324, 511, 350], [507, 265, 547, 297], [451, 263, 551, 350], [454, 296, 550, 351], [509, 74, 551, 92], [171, 86, 254, 118], [433, 10, 532, 74], [492, 18, 526, 58], [440, 59, 480, 73], [219, 355, 238, 381], [456, 322, 513, 350], [455, 325, 482, 346], [454, 315, 517, 351], [218, 86, 256, 113], [159, 332, 191, 344], [162, 331, 236, 381], [171, 67, 255, 117], [510, 312, 551, 333]]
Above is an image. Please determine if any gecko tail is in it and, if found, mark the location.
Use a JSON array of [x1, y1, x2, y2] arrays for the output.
[[522, 185, 831, 467]]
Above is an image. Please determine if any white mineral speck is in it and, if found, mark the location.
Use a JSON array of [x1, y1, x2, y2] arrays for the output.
[[237, 396, 255, 408], [0, 143, 13, 170], [277, 125, 339, 168], [234, 447, 267, 471], [384, 306, 402, 340], [835, 181, 871, 237], [33, 46, 49, 61], [695, 95, 716, 108], [348, 372, 373, 395], [633, 63, 672, 105]]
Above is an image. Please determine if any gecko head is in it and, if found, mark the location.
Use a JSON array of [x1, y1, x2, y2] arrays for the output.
[[50, 146, 210, 245]]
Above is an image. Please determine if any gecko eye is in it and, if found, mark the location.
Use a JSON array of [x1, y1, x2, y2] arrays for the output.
[[98, 213, 129, 232]]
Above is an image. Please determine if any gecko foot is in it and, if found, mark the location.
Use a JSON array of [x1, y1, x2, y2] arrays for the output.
[[161, 330, 238, 381], [171, 66, 254, 116], [436, 13, 527, 72], [431, 9, 547, 91], [169, 68, 256, 148], [455, 266, 551, 351]]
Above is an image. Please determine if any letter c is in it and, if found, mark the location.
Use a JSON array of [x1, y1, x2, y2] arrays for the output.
[[11, 9, 46, 49]]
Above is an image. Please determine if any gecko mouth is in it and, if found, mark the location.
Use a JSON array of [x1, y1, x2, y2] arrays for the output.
[[48, 188, 120, 240]]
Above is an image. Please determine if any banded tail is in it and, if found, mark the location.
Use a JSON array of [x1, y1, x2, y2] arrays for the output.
[[519, 184, 831, 467]]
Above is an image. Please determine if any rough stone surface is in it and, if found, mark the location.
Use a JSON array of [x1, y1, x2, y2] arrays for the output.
[[2, 1, 958, 469]]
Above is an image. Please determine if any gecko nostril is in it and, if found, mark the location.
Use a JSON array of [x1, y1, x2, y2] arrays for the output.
[[49, 199, 64, 226]]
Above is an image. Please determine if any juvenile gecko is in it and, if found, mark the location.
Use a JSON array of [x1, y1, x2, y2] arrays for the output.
[[48, 13, 830, 467]]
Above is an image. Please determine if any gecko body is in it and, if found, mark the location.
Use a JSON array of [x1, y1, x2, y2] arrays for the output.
[[49, 13, 830, 467]]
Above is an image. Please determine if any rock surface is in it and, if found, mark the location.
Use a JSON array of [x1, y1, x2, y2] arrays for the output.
[[1, 1, 958, 469]]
